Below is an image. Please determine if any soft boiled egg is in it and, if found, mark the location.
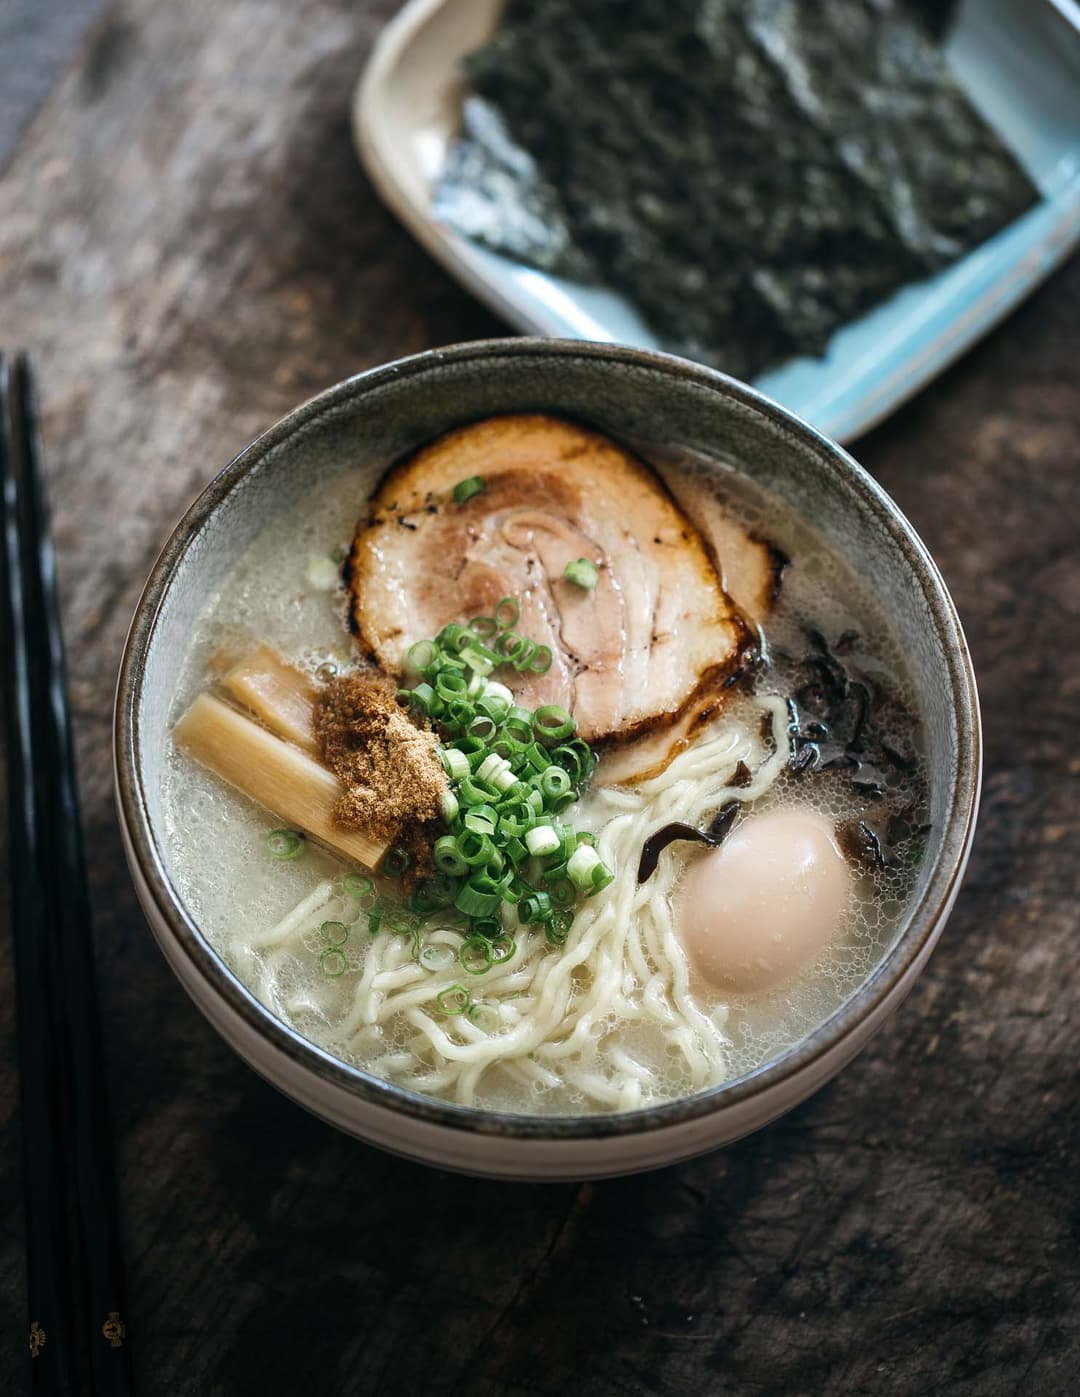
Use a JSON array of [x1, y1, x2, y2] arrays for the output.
[[677, 809, 851, 994]]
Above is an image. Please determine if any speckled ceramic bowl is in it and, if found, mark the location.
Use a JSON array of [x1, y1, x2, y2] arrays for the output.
[[114, 339, 980, 1180]]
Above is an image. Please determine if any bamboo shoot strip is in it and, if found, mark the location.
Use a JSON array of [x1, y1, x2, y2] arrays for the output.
[[174, 693, 385, 868], [221, 645, 317, 751]]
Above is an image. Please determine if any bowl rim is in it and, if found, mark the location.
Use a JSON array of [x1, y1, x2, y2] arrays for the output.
[[114, 336, 982, 1142]]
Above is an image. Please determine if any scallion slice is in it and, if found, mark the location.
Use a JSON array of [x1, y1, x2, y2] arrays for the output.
[[529, 645, 553, 674], [380, 846, 412, 879], [452, 475, 485, 504], [435, 984, 471, 1015], [434, 836, 468, 876], [460, 936, 494, 976], [440, 747, 470, 782], [420, 943, 456, 972], [320, 947, 348, 978], [455, 880, 501, 917], [343, 872, 374, 902], [494, 596, 520, 629], [519, 890, 553, 924], [468, 614, 499, 638], [467, 1001, 499, 1032], [525, 824, 560, 857], [405, 638, 437, 673], [564, 558, 599, 590], [266, 829, 305, 861], [320, 920, 348, 948], [533, 706, 575, 742]]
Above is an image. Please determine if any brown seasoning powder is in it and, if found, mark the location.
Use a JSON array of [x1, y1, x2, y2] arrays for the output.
[[313, 671, 447, 856]]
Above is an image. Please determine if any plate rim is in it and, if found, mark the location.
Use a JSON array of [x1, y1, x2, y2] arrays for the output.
[[353, 0, 1080, 444]]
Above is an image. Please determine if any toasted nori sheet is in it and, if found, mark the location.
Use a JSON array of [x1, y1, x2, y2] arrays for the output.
[[434, 0, 1037, 380]]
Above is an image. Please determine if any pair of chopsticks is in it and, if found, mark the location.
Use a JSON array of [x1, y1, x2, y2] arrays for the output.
[[0, 354, 133, 1396]]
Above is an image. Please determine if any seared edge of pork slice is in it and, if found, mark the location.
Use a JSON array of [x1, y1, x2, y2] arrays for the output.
[[662, 469, 788, 632]]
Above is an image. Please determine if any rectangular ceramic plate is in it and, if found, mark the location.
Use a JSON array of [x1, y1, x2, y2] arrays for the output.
[[354, 0, 1080, 443]]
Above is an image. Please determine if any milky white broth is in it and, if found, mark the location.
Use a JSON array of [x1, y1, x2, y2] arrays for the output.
[[160, 449, 928, 1114]]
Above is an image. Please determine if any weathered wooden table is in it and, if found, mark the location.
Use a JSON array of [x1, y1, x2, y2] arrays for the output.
[[1, 3, 1077, 1393]]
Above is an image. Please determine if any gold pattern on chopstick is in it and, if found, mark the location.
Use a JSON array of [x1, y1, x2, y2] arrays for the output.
[[29, 1321, 45, 1357], [102, 1312, 126, 1347]]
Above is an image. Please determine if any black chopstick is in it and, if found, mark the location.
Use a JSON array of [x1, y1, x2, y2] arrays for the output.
[[1, 353, 133, 1396]]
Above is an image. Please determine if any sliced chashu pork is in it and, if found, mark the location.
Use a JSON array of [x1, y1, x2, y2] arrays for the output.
[[595, 476, 787, 782], [662, 471, 787, 633], [347, 414, 754, 749]]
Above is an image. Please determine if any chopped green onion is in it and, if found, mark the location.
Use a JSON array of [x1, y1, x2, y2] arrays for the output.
[[435, 984, 472, 1015], [567, 844, 601, 888], [453, 475, 485, 504], [437, 622, 469, 653], [539, 767, 572, 801], [496, 628, 528, 658], [483, 679, 514, 706], [320, 947, 348, 978], [503, 835, 528, 866], [320, 920, 348, 947], [477, 752, 509, 784], [477, 692, 511, 723], [468, 1001, 499, 1032], [525, 741, 552, 771], [445, 698, 474, 730], [380, 846, 412, 879], [494, 597, 520, 628], [366, 901, 386, 936], [440, 747, 470, 782], [547, 877, 577, 909], [458, 775, 495, 807], [529, 645, 553, 674], [404, 681, 439, 716], [587, 863, 615, 895], [525, 824, 561, 857], [533, 706, 575, 742], [519, 890, 553, 924], [504, 707, 533, 743], [468, 713, 497, 740], [564, 558, 599, 590], [460, 936, 494, 975], [567, 844, 612, 894], [460, 646, 494, 677], [409, 875, 460, 914], [458, 830, 495, 867], [546, 910, 574, 945], [420, 943, 457, 972], [434, 835, 468, 876], [463, 805, 497, 836], [491, 766, 519, 794], [266, 829, 305, 861], [490, 934, 516, 964], [501, 876, 530, 906], [343, 873, 375, 901], [405, 638, 437, 673], [435, 669, 469, 700], [455, 880, 501, 917], [392, 599, 611, 945]]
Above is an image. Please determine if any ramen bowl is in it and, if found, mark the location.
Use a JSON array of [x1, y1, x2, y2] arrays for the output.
[[114, 339, 980, 1180]]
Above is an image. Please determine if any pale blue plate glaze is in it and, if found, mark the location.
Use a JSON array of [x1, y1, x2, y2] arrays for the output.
[[356, 0, 1080, 443]]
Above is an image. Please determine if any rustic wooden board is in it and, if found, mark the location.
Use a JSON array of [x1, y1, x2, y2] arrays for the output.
[[0, 2, 1077, 1393]]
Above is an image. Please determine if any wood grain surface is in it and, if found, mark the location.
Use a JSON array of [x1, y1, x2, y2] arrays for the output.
[[0, 2, 1077, 1393]]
